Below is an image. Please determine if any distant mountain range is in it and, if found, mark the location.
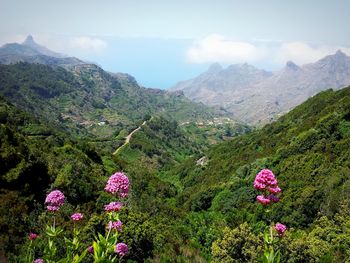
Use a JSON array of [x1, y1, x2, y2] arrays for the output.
[[0, 35, 84, 68], [171, 50, 350, 125], [0, 36, 228, 143]]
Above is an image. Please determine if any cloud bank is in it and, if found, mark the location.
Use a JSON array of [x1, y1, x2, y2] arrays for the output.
[[68, 36, 107, 51], [0, 34, 108, 55], [187, 34, 350, 66], [187, 34, 267, 64]]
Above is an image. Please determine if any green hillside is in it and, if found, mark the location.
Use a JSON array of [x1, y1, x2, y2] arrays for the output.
[[163, 87, 350, 261], [0, 63, 224, 143], [176, 87, 350, 219], [0, 96, 111, 250], [0, 63, 249, 262], [0, 97, 173, 258], [2, 60, 350, 262]]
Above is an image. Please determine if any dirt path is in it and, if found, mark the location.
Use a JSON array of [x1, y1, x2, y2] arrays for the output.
[[113, 120, 148, 155]]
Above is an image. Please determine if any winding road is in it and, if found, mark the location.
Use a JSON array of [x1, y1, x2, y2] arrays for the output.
[[113, 119, 149, 155]]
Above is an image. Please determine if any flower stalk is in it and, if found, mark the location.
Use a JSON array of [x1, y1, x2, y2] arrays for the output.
[[254, 169, 287, 263]]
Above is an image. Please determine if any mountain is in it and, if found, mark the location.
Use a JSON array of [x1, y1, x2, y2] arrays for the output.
[[0, 37, 248, 261], [162, 86, 350, 261], [2, 36, 350, 262], [0, 35, 83, 67], [171, 63, 272, 106], [0, 63, 225, 145], [0, 36, 227, 133], [21, 35, 64, 58], [171, 51, 350, 125], [3, 83, 350, 262]]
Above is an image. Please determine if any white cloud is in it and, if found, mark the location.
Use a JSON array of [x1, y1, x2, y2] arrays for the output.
[[69, 36, 107, 51], [187, 34, 267, 64], [186, 35, 350, 67], [273, 42, 350, 65]]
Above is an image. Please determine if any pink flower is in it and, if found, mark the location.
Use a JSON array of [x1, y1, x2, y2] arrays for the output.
[[253, 169, 278, 190], [34, 259, 44, 263], [87, 245, 94, 254], [256, 195, 271, 205], [71, 213, 83, 221], [107, 220, 123, 231], [47, 205, 60, 212], [28, 233, 38, 240], [268, 186, 281, 194], [267, 195, 280, 203], [45, 190, 65, 211], [104, 201, 123, 212], [275, 223, 287, 237], [116, 242, 128, 256], [254, 169, 282, 206], [105, 172, 129, 198]]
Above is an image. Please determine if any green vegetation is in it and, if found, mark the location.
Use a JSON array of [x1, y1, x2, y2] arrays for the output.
[[161, 87, 350, 261], [0, 63, 224, 143], [2, 61, 350, 262], [0, 97, 106, 252], [181, 120, 251, 146]]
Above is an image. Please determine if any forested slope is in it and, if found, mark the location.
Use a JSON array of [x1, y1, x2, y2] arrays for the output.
[[164, 87, 350, 261]]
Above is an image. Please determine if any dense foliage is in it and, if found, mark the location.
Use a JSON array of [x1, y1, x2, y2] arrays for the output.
[[164, 87, 350, 261], [0, 97, 106, 253], [0, 63, 224, 142], [2, 61, 350, 262]]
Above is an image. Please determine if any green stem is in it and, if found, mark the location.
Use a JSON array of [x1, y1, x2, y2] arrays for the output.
[[270, 225, 273, 243], [72, 223, 76, 260], [26, 240, 32, 263], [106, 226, 112, 241]]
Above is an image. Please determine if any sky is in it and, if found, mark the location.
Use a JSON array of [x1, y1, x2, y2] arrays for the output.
[[1, 0, 350, 88]]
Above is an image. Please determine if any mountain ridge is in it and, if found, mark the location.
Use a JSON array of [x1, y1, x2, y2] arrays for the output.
[[171, 50, 350, 125], [0, 61, 229, 157], [0, 35, 224, 142], [0, 35, 84, 68]]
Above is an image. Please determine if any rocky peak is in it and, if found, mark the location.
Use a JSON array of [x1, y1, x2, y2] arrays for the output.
[[335, 49, 346, 57], [239, 63, 252, 69], [22, 35, 36, 46], [285, 61, 300, 71], [312, 49, 350, 71], [323, 50, 349, 63], [207, 63, 223, 73]]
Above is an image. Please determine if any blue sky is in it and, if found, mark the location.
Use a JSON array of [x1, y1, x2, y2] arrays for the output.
[[1, 0, 350, 88]]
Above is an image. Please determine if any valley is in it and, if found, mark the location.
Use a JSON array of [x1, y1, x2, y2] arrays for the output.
[[113, 118, 150, 155], [1, 36, 350, 262]]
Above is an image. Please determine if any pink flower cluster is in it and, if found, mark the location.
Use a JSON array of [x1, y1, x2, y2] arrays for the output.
[[71, 213, 83, 221], [28, 233, 38, 240], [87, 245, 94, 254], [45, 190, 65, 212], [105, 172, 129, 197], [34, 259, 44, 263], [103, 172, 129, 256], [107, 220, 123, 231], [275, 223, 287, 237], [116, 242, 128, 256], [254, 169, 281, 205], [104, 201, 123, 212]]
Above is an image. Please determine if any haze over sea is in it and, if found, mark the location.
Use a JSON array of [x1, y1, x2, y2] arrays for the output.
[[1, 0, 350, 89]]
